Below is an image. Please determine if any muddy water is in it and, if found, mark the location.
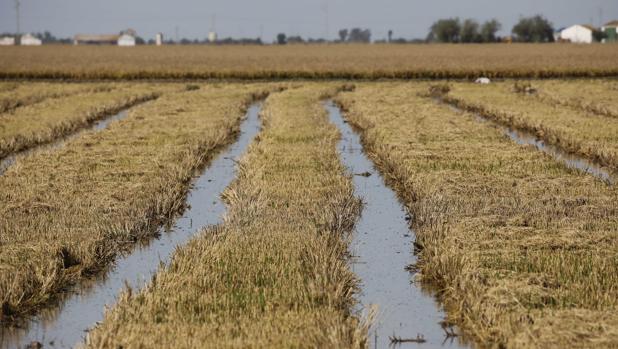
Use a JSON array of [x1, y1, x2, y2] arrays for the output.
[[326, 102, 470, 349], [1, 104, 262, 349], [0, 109, 130, 176], [443, 100, 616, 185]]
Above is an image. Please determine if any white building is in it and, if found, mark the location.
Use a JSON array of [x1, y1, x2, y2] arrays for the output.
[[0, 36, 15, 46], [559, 25, 595, 44], [155, 33, 163, 46], [117, 34, 136, 46], [20, 33, 42, 46]]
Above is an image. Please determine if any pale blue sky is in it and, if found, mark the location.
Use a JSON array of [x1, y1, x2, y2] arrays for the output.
[[1, 0, 617, 41]]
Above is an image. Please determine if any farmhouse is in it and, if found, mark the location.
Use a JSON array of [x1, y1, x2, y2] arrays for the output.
[[118, 34, 136, 46], [559, 24, 596, 43], [602, 20, 618, 43], [0, 36, 15, 46], [74, 30, 137, 46], [20, 33, 42, 46], [74, 34, 120, 45]]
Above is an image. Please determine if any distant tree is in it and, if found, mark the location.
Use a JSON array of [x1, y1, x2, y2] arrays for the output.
[[287, 35, 304, 44], [276, 33, 287, 45], [135, 36, 146, 45], [480, 19, 502, 42], [512, 15, 554, 42], [592, 30, 607, 42], [338, 29, 348, 42], [428, 18, 461, 43], [348, 28, 371, 42], [388, 29, 393, 42], [460, 19, 481, 43]]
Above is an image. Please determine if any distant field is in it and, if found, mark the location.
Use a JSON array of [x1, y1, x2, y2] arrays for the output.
[[1, 44, 618, 79]]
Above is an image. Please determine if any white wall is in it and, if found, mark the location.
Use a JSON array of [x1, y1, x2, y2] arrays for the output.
[[0, 37, 15, 46], [117, 34, 136, 46], [560, 25, 593, 44], [21, 34, 42, 46]]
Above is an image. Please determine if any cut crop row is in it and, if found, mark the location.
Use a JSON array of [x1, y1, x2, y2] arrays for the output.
[[0, 84, 272, 323], [85, 84, 367, 348], [336, 83, 618, 348]]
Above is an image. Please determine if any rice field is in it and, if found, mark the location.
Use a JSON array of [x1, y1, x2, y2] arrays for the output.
[[0, 83, 272, 322], [440, 81, 618, 171], [1, 60, 618, 348], [336, 83, 618, 348], [1, 44, 618, 79], [85, 84, 367, 348]]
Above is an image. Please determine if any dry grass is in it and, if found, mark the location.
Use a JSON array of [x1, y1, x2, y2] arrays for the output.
[[85, 84, 367, 348], [336, 82, 618, 348], [440, 82, 618, 171], [524, 79, 618, 119], [0, 83, 180, 159], [0, 83, 271, 324], [0, 82, 115, 114], [0, 45, 617, 80]]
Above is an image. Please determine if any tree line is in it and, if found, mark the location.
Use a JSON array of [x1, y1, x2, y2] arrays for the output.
[[3, 15, 600, 45], [427, 15, 555, 43]]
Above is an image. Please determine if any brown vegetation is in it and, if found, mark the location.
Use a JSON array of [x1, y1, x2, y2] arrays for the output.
[[439, 82, 618, 171], [337, 82, 618, 348], [85, 84, 367, 348], [0, 44, 617, 80], [527, 79, 618, 119], [0, 82, 114, 114], [0, 84, 270, 324], [0, 84, 174, 159]]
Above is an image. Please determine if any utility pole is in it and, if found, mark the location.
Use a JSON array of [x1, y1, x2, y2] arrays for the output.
[[175, 25, 179, 43], [210, 14, 216, 33], [15, 0, 21, 35], [321, 1, 329, 40]]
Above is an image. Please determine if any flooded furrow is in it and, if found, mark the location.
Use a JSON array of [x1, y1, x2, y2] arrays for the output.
[[0, 108, 133, 176], [326, 102, 470, 349], [1, 103, 262, 349], [441, 99, 616, 185]]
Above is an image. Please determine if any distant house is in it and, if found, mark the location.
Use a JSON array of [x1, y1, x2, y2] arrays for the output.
[[559, 25, 596, 43], [74, 34, 120, 45], [20, 33, 42, 46], [0, 36, 15, 46], [73, 32, 136, 46], [602, 20, 618, 43], [117, 34, 136, 46]]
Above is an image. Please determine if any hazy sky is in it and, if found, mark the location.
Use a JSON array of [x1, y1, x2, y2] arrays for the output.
[[1, 0, 617, 41]]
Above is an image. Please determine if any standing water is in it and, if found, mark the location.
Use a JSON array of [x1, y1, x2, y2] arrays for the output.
[[326, 102, 470, 349], [1, 104, 263, 349]]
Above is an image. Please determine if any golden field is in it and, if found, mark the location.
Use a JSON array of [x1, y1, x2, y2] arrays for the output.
[[0, 83, 169, 159], [337, 82, 618, 348], [1, 44, 618, 79], [0, 83, 272, 322], [0, 77, 617, 348], [86, 84, 367, 348], [441, 81, 618, 171]]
